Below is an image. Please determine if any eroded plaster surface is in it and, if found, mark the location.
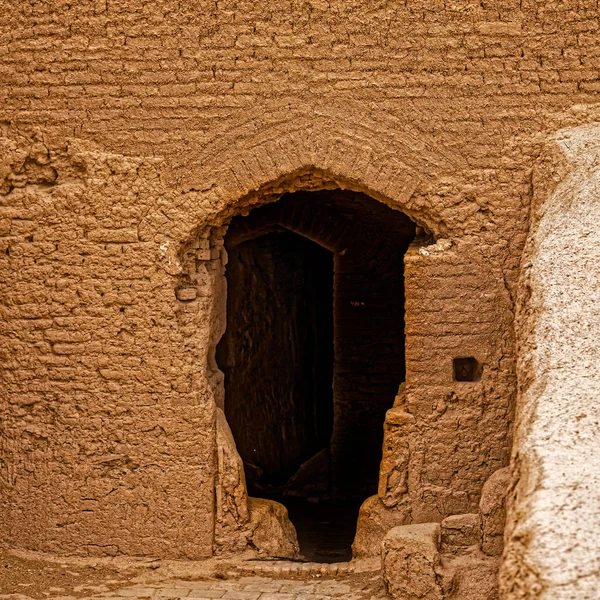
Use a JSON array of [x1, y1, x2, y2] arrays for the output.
[[502, 125, 600, 599], [2, 2, 600, 591], [0, 124, 516, 561]]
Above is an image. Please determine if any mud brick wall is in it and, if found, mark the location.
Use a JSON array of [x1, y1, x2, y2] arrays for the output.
[[2, 0, 600, 566], [403, 240, 514, 522], [0, 140, 217, 558]]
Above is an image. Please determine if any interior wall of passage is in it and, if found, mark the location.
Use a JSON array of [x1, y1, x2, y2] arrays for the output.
[[217, 230, 334, 492]]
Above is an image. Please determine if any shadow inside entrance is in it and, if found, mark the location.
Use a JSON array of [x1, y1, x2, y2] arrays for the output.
[[278, 498, 361, 563], [217, 189, 416, 563]]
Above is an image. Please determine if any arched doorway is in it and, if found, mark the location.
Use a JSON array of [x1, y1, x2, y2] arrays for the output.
[[216, 188, 416, 561]]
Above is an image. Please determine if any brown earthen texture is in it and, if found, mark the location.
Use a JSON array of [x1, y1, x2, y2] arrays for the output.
[[354, 241, 515, 553], [479, 467, 510, 557], [2, 0, 598, 573], [382, 523, 445, 600], [382, 467, 508, 599]]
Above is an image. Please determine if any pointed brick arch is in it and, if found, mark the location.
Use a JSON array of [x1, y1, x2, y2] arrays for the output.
[[150, 103, 485, 557], [151, 100, 463, 247]]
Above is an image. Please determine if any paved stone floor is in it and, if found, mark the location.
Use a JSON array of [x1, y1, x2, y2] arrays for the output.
[[88, 576, 386, 600], [0, 551, 387, 600]]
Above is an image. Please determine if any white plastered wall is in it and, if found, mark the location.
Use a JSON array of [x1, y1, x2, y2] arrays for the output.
[[502, 124, 600, 599]]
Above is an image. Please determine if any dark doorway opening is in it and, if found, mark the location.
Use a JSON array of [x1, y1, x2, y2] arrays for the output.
[[217, 230, 334, 492], [216, 189, 415, 562]]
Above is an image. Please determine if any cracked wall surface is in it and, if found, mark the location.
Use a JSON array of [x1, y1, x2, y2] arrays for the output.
[[0, 126, 515, 560], [0, 134, 216, 558], [0, 0, 599, 587], [501, 125, 600, 599]]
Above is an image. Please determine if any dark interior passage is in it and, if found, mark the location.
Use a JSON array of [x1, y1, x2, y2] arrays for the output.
[[217, 231, 334, 492], [217, 189, 415, 560], [284, 498, 361, 563]]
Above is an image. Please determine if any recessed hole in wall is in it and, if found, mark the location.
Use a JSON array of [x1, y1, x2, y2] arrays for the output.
[[453, 357, 482, 382]]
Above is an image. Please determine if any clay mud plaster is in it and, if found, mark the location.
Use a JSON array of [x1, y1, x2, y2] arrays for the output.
[[0, 122, 515, 563], [2, 1, 600, 597], [501, 126, 600, 599]]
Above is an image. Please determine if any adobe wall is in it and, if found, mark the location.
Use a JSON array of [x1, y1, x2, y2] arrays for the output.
[[0, 137, 218, 558], [1, 0, 600, 567], [0, 122, 515, 558], [501, 125, 600, 598], [402, 237, 514, 522], [353, 234, 515, 557]]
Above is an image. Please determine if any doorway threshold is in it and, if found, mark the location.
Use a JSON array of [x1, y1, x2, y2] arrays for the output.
[[231, 557, 381, 578]]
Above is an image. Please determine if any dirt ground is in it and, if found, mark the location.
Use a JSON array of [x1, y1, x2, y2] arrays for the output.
[[0, 550, 388, 600], [0, 550, 144, 598]]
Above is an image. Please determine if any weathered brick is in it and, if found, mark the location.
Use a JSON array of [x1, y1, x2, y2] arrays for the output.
[[0, 0, 590, 580]]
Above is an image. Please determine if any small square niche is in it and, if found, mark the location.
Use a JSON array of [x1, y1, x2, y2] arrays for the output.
[[453, 357, 482, 382]]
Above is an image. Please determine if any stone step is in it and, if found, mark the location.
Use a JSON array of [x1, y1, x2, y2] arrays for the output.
[[231, 557, 380, 578]]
